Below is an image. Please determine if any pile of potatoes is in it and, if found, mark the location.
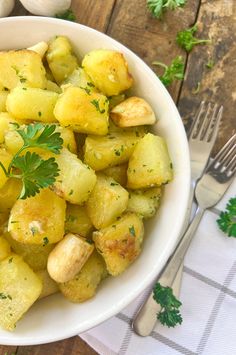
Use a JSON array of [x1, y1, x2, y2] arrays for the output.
[[0, 36, 173, 331]]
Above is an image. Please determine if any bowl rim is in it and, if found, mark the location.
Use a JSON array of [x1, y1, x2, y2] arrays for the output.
[[0, 16, 191, 345]]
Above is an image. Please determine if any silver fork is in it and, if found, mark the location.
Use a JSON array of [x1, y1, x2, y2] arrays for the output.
[[133, 102, 223, 336], [133, 134, 236, 336]]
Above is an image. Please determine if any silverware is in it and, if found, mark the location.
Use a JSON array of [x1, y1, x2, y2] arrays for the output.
[[133, 134, 236, 336], [132, 105, 228, 337]]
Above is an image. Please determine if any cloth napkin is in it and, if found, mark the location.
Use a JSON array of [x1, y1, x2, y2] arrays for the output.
[[80, 179, 236, 355]]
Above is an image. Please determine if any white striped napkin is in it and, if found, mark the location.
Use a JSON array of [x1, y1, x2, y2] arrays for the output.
[[80, 179, 236, 355]]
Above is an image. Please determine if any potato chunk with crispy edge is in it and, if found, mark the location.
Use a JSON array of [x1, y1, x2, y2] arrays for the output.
[[65, 204, 93, 237], [59, 250, 107, 303], [127, 133, 173, 189], [82, 49, 133, 96], [93, 212, 144, 276], [0, 254, 42, 331], [8, 189, 66, 245], [127, 187, 162, 219]]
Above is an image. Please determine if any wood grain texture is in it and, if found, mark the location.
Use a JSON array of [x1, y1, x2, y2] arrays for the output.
[[107, 0, 200, 100], [0, 346, 17, 355], [178, 0, 236, 152], [71, 0, 115, 32]]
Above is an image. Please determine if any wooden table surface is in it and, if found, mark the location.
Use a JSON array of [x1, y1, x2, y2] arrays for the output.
[[1, 0, 235, 354]]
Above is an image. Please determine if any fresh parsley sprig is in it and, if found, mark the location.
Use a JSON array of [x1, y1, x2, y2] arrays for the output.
[[55, 9, 76, 22], [152, 56, 185, 86], [147, 0, 186, 19], [0, 124, 63, 200], [153, 282, 183, 327], [217, 197, 236, 237], [176, 24, 211, 52]]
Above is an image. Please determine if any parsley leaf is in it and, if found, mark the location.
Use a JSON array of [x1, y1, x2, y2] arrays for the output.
[[147, 0, 186, 19], [55, 9, 76, 22], [90, 99, 106, 114], [217, 197, 236, 237], [13, 152, 60, 199], [152, 56, 185, 86], [17, 124, 63, 154], [129, 225, 136, 237], [176, 24, 211, 52], [153, 282, 182, 327]]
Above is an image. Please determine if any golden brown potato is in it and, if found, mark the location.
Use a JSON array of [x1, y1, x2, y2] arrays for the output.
[[65, 204, 93, 237], [102, 164, 128, 186], [0, 178, 22, 213], [93, 212, 144, 276], [0, 49, 46, 90], [54, 86, 109, 135], [27, 41, 48, 59], [127, 187, 162, 219], [4, 232, 55, 271], [46, 36, 78, 84], [82, 49, 133, 96], [55, 125, 77, 154], [45, 80, 61, 93], [47, 233, 94, 283], [0, 236, 11, 261], [127, 133, 173, 189], [83, 130, 143, 171], [53, 148, 97, 205], [59, 250, 107, 303], [0, 254, 42, 331], [6, 87, 58, 123], [0, 149, 12, 189], [8, 188, 66, 245], [111, 97, 156, 127], [86, 174, 129, 229], [0, 112, 19, 144], [37, 269, 59, 299]]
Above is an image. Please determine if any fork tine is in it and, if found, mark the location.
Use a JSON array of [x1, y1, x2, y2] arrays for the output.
[[204, 105, 223, 142], [189, 101, 205, 139], [195, 102, 212, 140], [212, 134, 236, 165], [220, 142, 236, 168]]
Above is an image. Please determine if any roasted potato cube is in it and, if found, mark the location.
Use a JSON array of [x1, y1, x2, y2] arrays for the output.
[[0, 236, 11, 261], [0, 112, 20, 144], [47, 233, 94, 283], [127, 133, 173, 189], [82, 49, 133, 96], [59, 250, 107, 303], [65, 204, 93, 237], [0, 178, 22, 213], [54, 86, 109, 135], [46, 36, 78, 84], [93, 213, 144, 276], [27, 41, 48, 59], [86, 174, 129, 229], [7, 87, 58, 123], [0, 50, 46, 90], [37, 269, 59, 299], [111, 97, 156, 127], [53, 148, 97, 205], [84, 131, 142, 171], [102, 163, 128, 186], [8, 188, 66, 245], [0, 149, 12, 189], [0, 254, 42, 331], [0, 91, 8, 112], [4, 232, 55, 271], [62, 67, 97, 92], [55, 126, 77, 154], [127, 187, 162, 218]]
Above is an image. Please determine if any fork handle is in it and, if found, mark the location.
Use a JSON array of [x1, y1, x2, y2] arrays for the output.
[[132, 206, 205, 336]]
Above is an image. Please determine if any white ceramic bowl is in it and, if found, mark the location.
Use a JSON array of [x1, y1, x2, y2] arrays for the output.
[[0, 16, 190, 345]]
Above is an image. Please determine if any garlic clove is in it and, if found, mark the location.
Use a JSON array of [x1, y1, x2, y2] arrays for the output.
[[19, 0, 71, 17], [0, 0, 15, 18], [27, 41, 49, 59]]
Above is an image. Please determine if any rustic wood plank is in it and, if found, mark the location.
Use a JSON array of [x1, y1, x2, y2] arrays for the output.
[[16, 336, 97, 355], [178, 0, 236, 152], [71, 0, 115, 32], [0, 345, 17, 355], [107, 0, 200, 101]]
